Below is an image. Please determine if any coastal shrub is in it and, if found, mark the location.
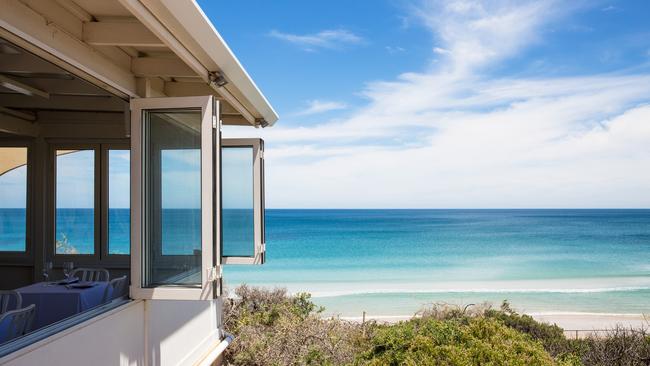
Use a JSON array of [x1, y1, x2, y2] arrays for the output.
[[222, 285, 648, 366], [222, 285, 371, 366], [484, 301, 571, 356], [567, 326, 650, 366], [483, 302, 650, 365], [354, 316, 556, 366]]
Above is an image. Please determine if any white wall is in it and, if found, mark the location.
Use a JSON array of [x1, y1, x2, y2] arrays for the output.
[[145, 299, 221, 365], [0, 299, 223, 366], [1, 301, 145, 366]]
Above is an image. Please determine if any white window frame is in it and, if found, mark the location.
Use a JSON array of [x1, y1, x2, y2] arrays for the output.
[[221, 138, 265, 265], [129, 96, 219, 300]]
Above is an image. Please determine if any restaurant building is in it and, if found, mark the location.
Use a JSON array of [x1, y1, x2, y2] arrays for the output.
[[0, 0, 276, 364]]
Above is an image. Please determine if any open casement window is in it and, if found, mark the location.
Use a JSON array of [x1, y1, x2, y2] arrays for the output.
[[130, 96, 219, 300], [221, 138, 265, 265]]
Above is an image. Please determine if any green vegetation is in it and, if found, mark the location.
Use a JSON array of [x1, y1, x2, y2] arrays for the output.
[[223, 285, 650, 366]]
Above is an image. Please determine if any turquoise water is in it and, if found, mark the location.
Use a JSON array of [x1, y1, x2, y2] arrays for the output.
[[3, 208, 650, 316], [0, 208, 256, 256], [224, 209, 650, 317]]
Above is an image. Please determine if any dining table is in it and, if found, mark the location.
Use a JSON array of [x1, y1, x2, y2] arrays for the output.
[[15, 280, 112, 330]]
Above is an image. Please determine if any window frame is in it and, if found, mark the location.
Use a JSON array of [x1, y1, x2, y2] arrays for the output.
[[221, 138, 266, 265], [0, 140, 33, 261], [47, 140, 130, 267], [101, 144, 131, 258], [50, 143, 101, 260], [129, 95, 218, 300]]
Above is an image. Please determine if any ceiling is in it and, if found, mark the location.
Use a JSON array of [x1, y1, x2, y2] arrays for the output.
[[0, 38, 126, 125]]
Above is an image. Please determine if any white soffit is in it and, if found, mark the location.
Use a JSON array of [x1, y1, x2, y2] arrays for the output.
[[0, 0, 278, 127], [127, 0, 279, 126]]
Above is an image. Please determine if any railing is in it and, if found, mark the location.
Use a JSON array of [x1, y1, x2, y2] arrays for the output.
[[564, 328, 649, 339]]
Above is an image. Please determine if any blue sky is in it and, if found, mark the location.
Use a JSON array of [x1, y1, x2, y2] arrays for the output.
[[3, 1, 649, 209], [202, 0, 650, 208]]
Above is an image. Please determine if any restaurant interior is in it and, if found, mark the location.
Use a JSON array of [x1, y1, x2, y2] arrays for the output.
[[0, 37, 132, 345]]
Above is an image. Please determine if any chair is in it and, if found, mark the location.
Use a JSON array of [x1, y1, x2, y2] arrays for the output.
[[102, 276, 128, 303], [0, 304, 35, 343], [0, 291, 22, 314], [70, 268, 110, 282]]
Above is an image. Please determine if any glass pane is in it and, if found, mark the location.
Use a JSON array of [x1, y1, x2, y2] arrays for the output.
[[56, 150, 94, 255], [222, 147, 254, 257], [143, 109, 202, 287], [108, 150, 130, 254], [0, 147, 27, 252]]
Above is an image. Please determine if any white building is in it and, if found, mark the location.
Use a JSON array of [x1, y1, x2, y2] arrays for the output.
[[0, 1, 277, 364]]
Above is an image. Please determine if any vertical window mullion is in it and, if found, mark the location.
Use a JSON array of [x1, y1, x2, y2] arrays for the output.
[[95, 145, 101, 261], [99, 144, 107, 261]]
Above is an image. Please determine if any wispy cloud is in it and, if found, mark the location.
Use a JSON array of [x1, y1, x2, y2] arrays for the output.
[[228, 0, 650, 208], [268, 29, 363, 51], [294, 100, 348, 116], [386, 46, 406, 54], [601, 5, 619, 12]]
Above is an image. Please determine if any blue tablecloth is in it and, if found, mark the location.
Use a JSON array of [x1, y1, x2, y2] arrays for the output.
[[15, 281, 110, 330]]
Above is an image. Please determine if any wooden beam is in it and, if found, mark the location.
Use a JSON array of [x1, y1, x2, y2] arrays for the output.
[[0, 112, 39, 136], [164, 82, 243, 115], [135, 77, 166, 98], [55, 0, 93, 22], [2, 78, 111, 96], [164, 81, 213, 97], [221, 115, 251, 126], [40, 123, 127, 139], [0, 93, 125, 112], [0, 53, 68, 75], [0, 0, 136, 97], [0, 106, 36, 121], [37, 110, 124, 124], [132, 57, 197, 77], [83, 21, 164, 47], [0, 74, 50, 99]]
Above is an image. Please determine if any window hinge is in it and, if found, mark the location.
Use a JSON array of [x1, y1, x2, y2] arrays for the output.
[[207, 265, 222, 282], [212, 115, 217, 129], [207, 266, 223, 297], [259, 150, 264, 159]]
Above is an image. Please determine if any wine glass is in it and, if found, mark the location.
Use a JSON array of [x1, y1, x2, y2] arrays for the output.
[[63, 261, 74, 280], [42, 261, 53, 282]]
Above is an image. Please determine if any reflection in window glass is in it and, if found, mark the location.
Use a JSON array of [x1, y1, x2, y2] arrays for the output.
[[222, 147, 254, 257], [161, 150, 201, 255], [0, 147, 27, 252], [144, 109, 202, 287], [108, 150, 130, 254], [56, 150, 94, 255]]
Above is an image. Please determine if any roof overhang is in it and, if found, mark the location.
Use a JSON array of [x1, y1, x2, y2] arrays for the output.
[[0, 0, 278, 127]]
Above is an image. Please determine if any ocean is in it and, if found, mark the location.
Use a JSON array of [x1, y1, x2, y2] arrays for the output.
[[224, 209, 650, 318], [2, 208, 649, 317]]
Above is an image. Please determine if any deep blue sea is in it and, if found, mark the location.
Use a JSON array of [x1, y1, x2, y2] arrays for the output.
[[2, 208, 650, 316]]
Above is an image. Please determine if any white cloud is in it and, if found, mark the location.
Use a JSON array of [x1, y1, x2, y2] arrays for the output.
[[268, 29, 363, 51], [386, 46, 406, 54], [229, 0, 650, 208], [601, 5, 619, 12], [293, 100, 348, 116], [433, 47, 451, 54]]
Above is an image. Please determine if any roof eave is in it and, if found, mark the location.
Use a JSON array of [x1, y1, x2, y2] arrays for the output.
[[133, 0, 279, 126]]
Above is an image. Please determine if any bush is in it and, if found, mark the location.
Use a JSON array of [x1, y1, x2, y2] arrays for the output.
[[484, 301, 572, 357], [568, 326, 650, 366], [354, 316, 556, 365], [223, 285, 370, 366], [222, 285, 649, 366]]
